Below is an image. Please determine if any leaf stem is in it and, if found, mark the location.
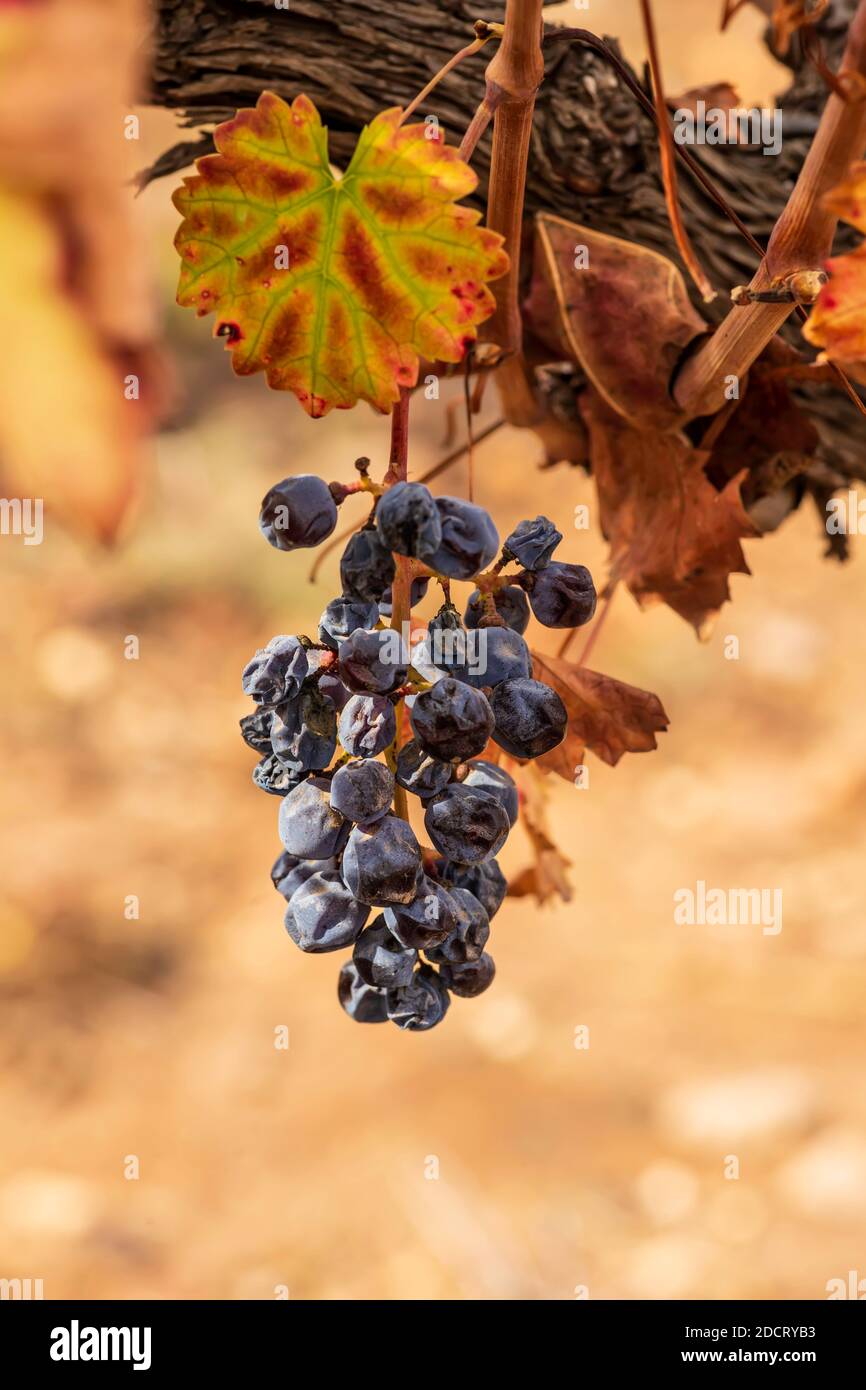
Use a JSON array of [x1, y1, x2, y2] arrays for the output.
[[463, 353, 475, 502], [638, 0, 714, 303], [383, 387, 411, 488], [459, 92, 500, 160], [400, 25, 500, 126], [386, 387, 412, 822]]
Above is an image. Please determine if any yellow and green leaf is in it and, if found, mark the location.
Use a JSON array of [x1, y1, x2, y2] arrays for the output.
[[173, 92, 508, 417]]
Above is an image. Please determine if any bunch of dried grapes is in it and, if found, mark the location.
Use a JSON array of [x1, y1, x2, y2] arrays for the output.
[[240, 473, 596, 1029]]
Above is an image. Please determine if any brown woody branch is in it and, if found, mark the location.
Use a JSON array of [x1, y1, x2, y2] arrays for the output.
[[482, 0, 545, 354], [673, 0, 866, 419]]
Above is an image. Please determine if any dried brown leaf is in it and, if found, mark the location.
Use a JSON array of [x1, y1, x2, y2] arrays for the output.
[[531, 651, 669, 772], [581, 389, 760, 633], [506, 762, 573, 906], [524, 214, 706, 429], [507, 842, 573, 906], [668, 83, 741, 115], [705, 352, 819, 503]]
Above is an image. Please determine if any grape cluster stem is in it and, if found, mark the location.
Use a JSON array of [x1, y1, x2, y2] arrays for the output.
[[385, 387, 414, 823]]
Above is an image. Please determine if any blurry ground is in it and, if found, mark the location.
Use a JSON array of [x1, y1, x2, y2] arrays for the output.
[[1, 3, 865, 1301]]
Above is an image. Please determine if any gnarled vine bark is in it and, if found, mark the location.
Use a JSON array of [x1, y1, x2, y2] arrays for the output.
[[149, 0, 866, 484]]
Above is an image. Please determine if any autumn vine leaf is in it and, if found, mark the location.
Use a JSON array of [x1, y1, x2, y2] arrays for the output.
[[172, 91, 508, 417], [803, 161, 866, 372], [530, 652, 669, 775], [524, 215, 706, 429], [506, 762, 574, 906], [581, 391, 760, 634]]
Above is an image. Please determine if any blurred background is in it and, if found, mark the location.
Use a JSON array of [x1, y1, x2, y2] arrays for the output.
[[1, 1, 865, 1300]]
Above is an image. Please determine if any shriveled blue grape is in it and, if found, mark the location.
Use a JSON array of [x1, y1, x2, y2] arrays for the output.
[[353, 916, 417, 989], [338, 693, 397, 758], [242, 635, 308, 708], [270, 685, 336, 773], [253, 754, 306, 797], [525, 560, 597, 628], [271, 850, 299, 892], [376, 481, 442, 561], [318, 595, 380, 649], [260, 475, 338, 552], [338, 960, 389, 1023], [427, 496, 499, 580], [461, 760, 519, 826], [437, 858, 507, 920], [439, 953, 495, 998], [502, 515, 562, 570], [318, 670, 352, 711], [424, 887, 490, 965], [338, 628, 408, 695], [340, 527, 395, 601], [278, 776, 348, 859], [464, 584, 530, 634], [341, 815, 424, 906], [240, 707, 274, 753], [423, 603, 470, 677], [286, 871, 369, 952], [490, 677, 568, 758], [384, 876, 460, 950], [395, 739, 453, 800], [271, 851, 337, 901], [387, 963, 450, 1031], [410, 678, 494, 762], [463, 625, 532, 690], [424, 784, 509, 865], [329, 759, 395, 824]]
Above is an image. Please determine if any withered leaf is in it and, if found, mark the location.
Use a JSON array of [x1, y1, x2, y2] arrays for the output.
[[523, 214, 706, 429], [667, 83, 741, 116], [705, 350, 819, 500], [531, 651, 669, 772], [581, 389, 760, 633], [507, 842, 573, 906], [506, 761, 573, 906]]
